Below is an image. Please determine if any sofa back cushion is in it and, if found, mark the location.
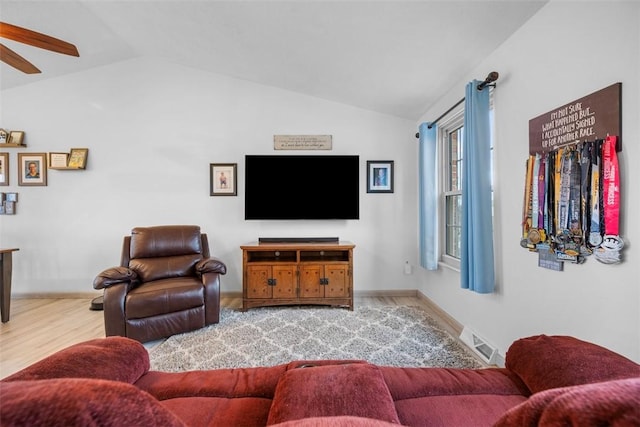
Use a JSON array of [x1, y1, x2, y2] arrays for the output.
[[129, 226, 204, 282], [266, 363, 400, 425], [0, 378, 185, 427], [505, 334, 640, 394]]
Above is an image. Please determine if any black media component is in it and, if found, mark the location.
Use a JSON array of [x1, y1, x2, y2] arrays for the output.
[[245, 155, 359, 220]]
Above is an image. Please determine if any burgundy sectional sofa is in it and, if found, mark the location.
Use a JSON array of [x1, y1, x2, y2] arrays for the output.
[[1, 334, 639, 426]]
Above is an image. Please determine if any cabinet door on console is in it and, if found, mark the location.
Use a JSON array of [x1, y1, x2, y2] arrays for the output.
[[299, 264, 322, 298], [299, 264, 349, 299], [272, 265, 297, 299], [324, 265, 349, 298], [246, 265, 272, 299]]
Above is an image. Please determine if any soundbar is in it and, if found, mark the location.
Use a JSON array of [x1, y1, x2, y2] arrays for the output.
[[258, 237, 339, 243]]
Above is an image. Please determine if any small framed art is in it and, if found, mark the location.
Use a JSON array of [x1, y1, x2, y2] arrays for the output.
[[49, 152, 69, 168], [18, 153, 47, 186], [8, 131, 25, 145], [68, 148, 89, 169], [210, 163, 237, 196], [366, 160, 394, 193], [0, 153, 8, 186]]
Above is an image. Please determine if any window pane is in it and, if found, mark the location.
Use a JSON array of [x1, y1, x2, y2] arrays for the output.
[[446, 193, 462, 259], [448, 127, 463, 191]]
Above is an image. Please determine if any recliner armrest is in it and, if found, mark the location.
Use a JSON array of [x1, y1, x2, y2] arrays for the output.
[[196, 257, 227, 275], [93, 266, 138, 290]]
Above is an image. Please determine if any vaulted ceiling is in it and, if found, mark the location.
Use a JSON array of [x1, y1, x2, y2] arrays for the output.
[[0, 0, 547, 119]]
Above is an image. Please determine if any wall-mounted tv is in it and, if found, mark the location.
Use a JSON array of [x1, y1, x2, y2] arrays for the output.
[[245, 155, 359, 220]]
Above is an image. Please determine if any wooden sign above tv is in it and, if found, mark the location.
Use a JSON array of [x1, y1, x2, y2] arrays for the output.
[[528, 82, 621, 154], [274, 135, 332, 150]]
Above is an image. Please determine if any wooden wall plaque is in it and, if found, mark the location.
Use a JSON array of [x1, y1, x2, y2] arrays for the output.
[[528, 83, 621, 154], [274, 135, 332, 150]]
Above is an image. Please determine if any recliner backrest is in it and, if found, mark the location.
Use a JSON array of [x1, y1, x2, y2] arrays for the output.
[[126, 225, 205, 282]]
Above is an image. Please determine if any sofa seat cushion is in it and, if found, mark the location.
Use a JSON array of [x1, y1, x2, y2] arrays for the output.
[[161, 396, 273, 426], [395, 394, 527, 427], [2, 337, 149, 384], [126, 278, 204, 319], [135, 365, 288, 401], [380, 367, 529, 427], [267, 363, 401, 425], [505, 334, 640, 394], [380, 366, 530, 400], [272, 416, 406, 426], [494, 377, 640, 427], [0, 378, 185, 427]]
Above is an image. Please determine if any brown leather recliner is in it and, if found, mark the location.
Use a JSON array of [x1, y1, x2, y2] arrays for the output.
[[93, 225, 227, 343]]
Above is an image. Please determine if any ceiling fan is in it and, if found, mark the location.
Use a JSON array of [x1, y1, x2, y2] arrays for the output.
[[0, 22, 79, 74]]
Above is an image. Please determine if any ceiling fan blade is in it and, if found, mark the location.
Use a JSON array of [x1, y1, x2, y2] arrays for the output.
[[0, 43, 41, 74], [0, 22, 79, 57]]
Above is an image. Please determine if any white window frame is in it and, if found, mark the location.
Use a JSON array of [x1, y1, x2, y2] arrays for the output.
[[438, 108, 465, 271], [437, 89, 494, 272]]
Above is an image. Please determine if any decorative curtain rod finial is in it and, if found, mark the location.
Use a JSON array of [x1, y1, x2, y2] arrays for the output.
[[477, 71, 499, 91]]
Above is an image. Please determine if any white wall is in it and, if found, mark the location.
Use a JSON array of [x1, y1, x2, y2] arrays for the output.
[[417, 1, 640, 362], [0, 58, 418, 297]]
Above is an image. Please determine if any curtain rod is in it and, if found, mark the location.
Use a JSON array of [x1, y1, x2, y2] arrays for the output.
[[415, 71, 499, 138]]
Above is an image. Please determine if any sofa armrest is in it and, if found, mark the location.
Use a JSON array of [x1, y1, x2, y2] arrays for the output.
[[196, 257, 227, 275], [494, 378, 640, 427], [0, 378, 185, 427], [505, 334, 640, 394], [2, 337, 150, 384], [93, 266, 138, 290]]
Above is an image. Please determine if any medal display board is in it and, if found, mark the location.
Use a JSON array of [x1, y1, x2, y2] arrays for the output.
[[529, 83, 622, 155], [522, 83, 625, 270]]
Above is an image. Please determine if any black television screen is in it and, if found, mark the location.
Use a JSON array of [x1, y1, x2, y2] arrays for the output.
[[245, 155, 359, 220]]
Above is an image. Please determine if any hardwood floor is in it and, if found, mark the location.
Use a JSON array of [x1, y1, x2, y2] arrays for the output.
[[0, 294, 471, 379]]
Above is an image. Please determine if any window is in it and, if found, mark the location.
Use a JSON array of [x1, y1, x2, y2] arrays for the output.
[[438, 95, 494, 269], [439, 110, 465, 268]]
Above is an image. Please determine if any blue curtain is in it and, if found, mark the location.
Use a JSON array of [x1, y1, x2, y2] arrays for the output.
[[461, 80, 495, 293], [419, 122, 438, 270]]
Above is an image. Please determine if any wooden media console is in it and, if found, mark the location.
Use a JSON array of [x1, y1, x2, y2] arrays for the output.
[[241, 241, 355, 311]]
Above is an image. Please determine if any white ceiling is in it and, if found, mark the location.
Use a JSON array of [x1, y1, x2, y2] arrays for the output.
[[0, 0, 547, 119]]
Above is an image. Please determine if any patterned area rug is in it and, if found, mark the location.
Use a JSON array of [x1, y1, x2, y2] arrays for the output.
[[148, 305, 483, 372]]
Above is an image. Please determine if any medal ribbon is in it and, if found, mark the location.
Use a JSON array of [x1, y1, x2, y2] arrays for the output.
[[545, 151, 556, 236], [522, 156, 535, 238], [602, 135, 620, 235], [558, 149, 572, 230], [579, 142, 591, 237], [568, 149, 581, 233], [531, 154, 541, 229], [589, 141, 600, 235], [537, 155, 546, 228]]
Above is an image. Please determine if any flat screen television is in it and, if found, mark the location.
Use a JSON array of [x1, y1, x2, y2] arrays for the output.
[[245, 155, 359, 220]]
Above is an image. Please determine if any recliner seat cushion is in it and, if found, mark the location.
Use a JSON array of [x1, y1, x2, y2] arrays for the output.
[[126, 278, 204, 319]]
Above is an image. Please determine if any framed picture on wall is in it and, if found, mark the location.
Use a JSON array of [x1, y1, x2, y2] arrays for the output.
[[67, 148, 89, 169], [366, 160, 394, 193], [0, 152, 8, 186], [8, 131, 25, 145], [210, 163, 237, 196], [18, 152, 47, 186]]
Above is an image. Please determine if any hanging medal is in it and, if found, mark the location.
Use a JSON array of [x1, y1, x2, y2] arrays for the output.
[[588, 140, 603, 248], [579, 142, 592, 255], [596, 135, 624, 264], [521, 155, 535, 248]]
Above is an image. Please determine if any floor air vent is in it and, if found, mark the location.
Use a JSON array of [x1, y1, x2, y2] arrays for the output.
[[459, 327, 499, 365]]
